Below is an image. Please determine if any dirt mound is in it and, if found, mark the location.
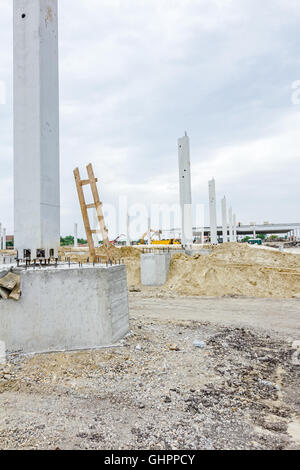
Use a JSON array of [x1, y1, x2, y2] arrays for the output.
[[163, 245, 300, 298], [58, 245, 141, 286], [59, 245, 141, 261], [118, 246, 141, 258], [58, 243, 300, 298], [209, 243, 300, 269]]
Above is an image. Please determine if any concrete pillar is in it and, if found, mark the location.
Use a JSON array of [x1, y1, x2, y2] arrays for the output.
[[74, 223, 78, 247], [0, 223, 2, 250], [233, 214, 237, 242], [229, 207, 233, 242], [2, 229, 6, 250], [178, 132, 193, 248], [209, 179, 218, 245], [14, 0, 60, 259], [221, 196, 228, 243], [147, 216, 151, 244], [141, 253, 172, 286], [126, 213, 131, 246]]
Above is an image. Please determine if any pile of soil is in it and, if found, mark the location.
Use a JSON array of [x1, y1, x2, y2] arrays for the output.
[[58, 245, 142, 287], [58, 243, 300, 299], [164, 244, 300, 299]]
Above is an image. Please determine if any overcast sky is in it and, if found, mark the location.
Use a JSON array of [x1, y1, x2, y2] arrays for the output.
[[1, 0, 300, 238]]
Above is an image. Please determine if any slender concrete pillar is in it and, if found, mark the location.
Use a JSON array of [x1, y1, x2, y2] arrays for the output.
[[221, 196, 228, 243], [74, 223, 78, 247], [229, 207, 233, 242], [126, 213, 131, 246], [14, 0, 60, 259], [2, 229, 6, 250], [208, 178, 218, 245], [233, 214, 237, 242], [178, 132, 193, 248], [147, 216, 151, 244]]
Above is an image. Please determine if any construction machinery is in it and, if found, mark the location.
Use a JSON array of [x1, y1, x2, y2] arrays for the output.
[[151, 239, 181, 245], [138, 229, 160, 245], [138, 229, 180, 245]]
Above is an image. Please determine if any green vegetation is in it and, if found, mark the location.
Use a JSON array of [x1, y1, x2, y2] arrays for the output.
[[257, 234, 266, 241], [60, 235, 87, 246]]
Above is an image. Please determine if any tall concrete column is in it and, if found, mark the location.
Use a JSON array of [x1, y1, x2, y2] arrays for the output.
[[2, 229, 6, 250], [221, 196, 228, 243], [229, 207, 233, 242], [126, 213, 131, 246], [178, 132, 193, 247], [233, 214, 237, 242], [14, 0, 60, 259], [147, 216, 151, 244], [208, 178, 218, 245], [74, 223, 78, 247]]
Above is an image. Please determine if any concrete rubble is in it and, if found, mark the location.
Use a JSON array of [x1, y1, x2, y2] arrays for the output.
[[0, 272, 21, 301]]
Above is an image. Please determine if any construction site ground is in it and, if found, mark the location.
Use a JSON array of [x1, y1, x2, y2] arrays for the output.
[[0, 243, 299, 450]]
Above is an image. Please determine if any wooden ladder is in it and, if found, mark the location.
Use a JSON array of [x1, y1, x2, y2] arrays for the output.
[[74, 163, 113, 263]]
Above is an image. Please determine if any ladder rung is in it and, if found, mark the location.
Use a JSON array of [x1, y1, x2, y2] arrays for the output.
[[86, 203, 96, 209], [90, 230, 101, 234], [80, 178, 98, 186]]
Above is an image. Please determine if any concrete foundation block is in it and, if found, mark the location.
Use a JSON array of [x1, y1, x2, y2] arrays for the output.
[[141, 253, 172, 286], [0, 265, 129, 356]]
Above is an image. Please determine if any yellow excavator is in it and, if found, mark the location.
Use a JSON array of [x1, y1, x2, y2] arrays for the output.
[[138, 229, 181, 245]]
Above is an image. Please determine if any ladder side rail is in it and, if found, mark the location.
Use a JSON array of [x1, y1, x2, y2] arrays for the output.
[[73, 167, 96, 262]]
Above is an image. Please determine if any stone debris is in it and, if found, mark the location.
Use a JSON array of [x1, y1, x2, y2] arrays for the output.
[[193, 340, 206, 349], [0, 287, 10, 300], [0, 272, 21, 301], [0, 317, 299, 450], [9, 279, 21, 301]]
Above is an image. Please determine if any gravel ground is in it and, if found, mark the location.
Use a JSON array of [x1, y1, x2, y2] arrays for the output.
[[0, 297, 299, 450]]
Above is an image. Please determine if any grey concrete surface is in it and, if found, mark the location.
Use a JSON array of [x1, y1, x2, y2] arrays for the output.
[[0, 265, 129, 356], [141, 253, 172, 286]]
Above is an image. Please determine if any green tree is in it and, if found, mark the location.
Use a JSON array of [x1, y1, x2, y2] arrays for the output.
[[60, 236, 88, 246], [257, 233, 266, 241]]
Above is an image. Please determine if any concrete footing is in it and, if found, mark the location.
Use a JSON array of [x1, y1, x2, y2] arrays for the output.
[[140, 249, 213, 286], [141, 253, 172, 286], [0, 265, 129, 357]]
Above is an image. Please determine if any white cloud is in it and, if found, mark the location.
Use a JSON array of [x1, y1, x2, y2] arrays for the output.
[[0, 0, 300, 238]]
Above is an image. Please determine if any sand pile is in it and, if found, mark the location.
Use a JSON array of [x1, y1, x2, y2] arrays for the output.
[[163, 244, 300, 298], [0, 250, 16, 256], [58, 245, 141, 286], [209, 243, 300, 269], [58, 243, 300, 298]]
